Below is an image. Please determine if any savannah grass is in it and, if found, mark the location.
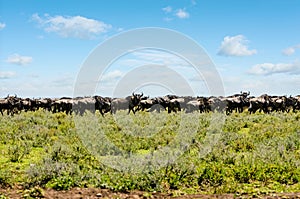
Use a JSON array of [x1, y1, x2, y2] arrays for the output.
[[0, 110, 300, 196]]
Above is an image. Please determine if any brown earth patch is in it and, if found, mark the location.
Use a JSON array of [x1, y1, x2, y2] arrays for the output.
[[1, 186, 300, 199]]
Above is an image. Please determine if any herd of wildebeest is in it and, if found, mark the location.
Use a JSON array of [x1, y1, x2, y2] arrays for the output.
[[1, 92, 300, 116]]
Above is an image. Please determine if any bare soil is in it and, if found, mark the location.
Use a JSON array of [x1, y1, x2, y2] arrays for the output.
[[2, 186, 300, 199]]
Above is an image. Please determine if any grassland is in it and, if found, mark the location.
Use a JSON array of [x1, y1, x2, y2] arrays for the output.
[[1, 110, 300, 197]]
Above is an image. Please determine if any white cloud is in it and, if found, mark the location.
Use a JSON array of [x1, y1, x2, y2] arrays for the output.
[[218, 35, 257, 56], [248, 61, 300, 75], [162, 6, 172, 13], [51, 75, 74, 87], [0, 71, 16, 79], [100, 70, 123, 82], [175, 9, 190, 19], [132, 50, 190, 67], [0, 22, 6, 30], [32, 14, 112, 39], [163, 6, 190, 21], [6, 54, 33, 65], [282, 44, 300, 56], [282, 47, 295, 56]]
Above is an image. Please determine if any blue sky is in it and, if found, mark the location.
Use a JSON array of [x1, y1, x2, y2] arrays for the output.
[[0, 0, 299, 97]]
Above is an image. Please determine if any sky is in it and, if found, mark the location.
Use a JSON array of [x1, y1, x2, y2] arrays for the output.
[[0, 0, 300, 98]]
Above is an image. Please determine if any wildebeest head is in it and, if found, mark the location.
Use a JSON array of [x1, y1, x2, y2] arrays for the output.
[[240, 91, 250, 98], [131, 92, 143, 106]]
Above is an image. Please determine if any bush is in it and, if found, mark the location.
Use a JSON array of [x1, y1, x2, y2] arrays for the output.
[[1, 110, 300, 194], [8, 141, 31, 162]]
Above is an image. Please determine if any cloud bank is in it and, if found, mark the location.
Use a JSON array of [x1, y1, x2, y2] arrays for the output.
[[162, 6, 190, 20], [175, 9, 190, 19], [218, 35, 257, 56], [282, 44, 300, 56], [6, 54, 33, 65], [32, 14, 112, 39], [0, 71, 16, 79], [248, 61, 300, 75]]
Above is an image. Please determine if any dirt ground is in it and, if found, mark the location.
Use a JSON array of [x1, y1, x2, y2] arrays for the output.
[[1, 186, 300, 199]]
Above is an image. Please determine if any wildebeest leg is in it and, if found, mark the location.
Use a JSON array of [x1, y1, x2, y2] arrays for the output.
[[10, 109, 14, 116], [238, 106, 243, 113], [131, 107, 136, 114], [263, 106, 269, 114], [156, 107, 160, 113], [226, 110, 230, 115], [128, 108, 133, 114], [127, 106, 130, 114], [251, 109, 256, 114], [111, 106, 117, 114], [80, 109, 85, 116], [100, 109, 105, 117]]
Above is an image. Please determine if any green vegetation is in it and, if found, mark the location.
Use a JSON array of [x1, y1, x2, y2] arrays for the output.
[[1, 110, 300, 196]]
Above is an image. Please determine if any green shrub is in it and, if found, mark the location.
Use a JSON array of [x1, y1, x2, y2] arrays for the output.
[[8, 141, 31, 162], [1, 110, 300, 195]]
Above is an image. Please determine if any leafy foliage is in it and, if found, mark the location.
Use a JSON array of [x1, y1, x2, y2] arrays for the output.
[[0, 110, 300, 194]]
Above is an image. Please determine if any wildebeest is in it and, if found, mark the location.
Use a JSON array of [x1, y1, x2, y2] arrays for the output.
[[1, 92, 300, 116], [138, 96, 155, 111], [36, 98, 52, 112], [52, 97, 73, 114], [268, 96, 288, 112], [224, 91, 250, 114], [0, 97, 11, 116], [186, 97, 210, 113], [292, 95, 300, 112], [95, 96, 111, 116], [0, 95, 22, 116], [137, 96, 169, 113], [21, 98, 37, 112], [72, 97, 97, 115], [207, 96, 227, 112], [186, 99, 201, 113], [169, 96, 195, 113], [110, 93, 143, 114], [248, 94, 271, 114], [159, 95, 179, 113]]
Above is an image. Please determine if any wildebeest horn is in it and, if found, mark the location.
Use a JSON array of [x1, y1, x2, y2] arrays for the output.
[[141, 92, 143, 97], [248, 91, 250, 95]]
